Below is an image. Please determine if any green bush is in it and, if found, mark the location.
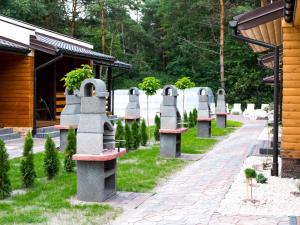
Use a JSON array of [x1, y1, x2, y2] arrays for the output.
[[115, 120, 125, 148], [244, 168, 256, 178], [183, 111, 188, 128], [44, 136, 60, 180], [131, 121, 140, 149], [154, 114, 160, 141], [124, 123, 133, 150], [188, 111, 194, 128], [192, 108, 198, 125], [140, 119, 148, 146], [0, 140, 11, 199], [256, 173, 267, 184], [20, 132, 36, 187], [64, 128, 76, 173]]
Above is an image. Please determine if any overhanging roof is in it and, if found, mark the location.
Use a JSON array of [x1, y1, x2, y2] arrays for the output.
[[0, 37, 30, 54], [30, 33, 115, 62], [258, 50, 283, 69], [230, 1, 284, 53], [94, 59, 132, 70]]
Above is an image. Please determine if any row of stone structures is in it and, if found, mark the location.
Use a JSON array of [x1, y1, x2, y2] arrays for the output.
[[57, 79, 227, 203]]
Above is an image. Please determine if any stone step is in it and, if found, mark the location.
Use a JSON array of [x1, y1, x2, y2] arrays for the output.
[[36, 126, 58, 134], [0, 132, 20, 141], [0, 128, 13, 135], [35, 131, 60, 139]]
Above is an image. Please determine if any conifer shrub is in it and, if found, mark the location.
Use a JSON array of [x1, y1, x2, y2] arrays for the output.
[[44, 135, 60, 180], [124, 123, 133, 150], [131, 121, 140, 149], [154, 114, 160, 141], [192, 108, 198, 125], [0, 140, 11, 199], [64, 128, 76, 172], [188, 111, 194, 128], [183, 111, 189, 128], [115, 120, 125, 148], [256, 173, 267, 184], [20, 132, 36, 187], [140, 119, 148, 146]]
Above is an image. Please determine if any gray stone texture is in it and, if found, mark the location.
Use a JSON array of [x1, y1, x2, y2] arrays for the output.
[[125, 87, 140, 119], [197, 88, 212, 137], [197, 121, 211, 138], [60, 90, 81, 126], [281, 158, 300, 178], [216, 115, 227, 128], [59, 129, 68, 151], [160, 133, 181, 157], [216, 89, 227, 128]]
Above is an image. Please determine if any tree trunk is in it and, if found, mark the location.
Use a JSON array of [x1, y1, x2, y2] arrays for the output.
[[147, 95, 150, 144], [182, 90, 185, 116], [70, 0, 77, 36], [100, 0, 105, 53], [220, 0, 225, 88]]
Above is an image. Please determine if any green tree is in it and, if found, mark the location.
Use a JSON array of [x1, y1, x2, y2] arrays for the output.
[[188, 111, 194, 128], [175, 77, 195, 114], [140, 119, 148, 146], [64, 128, 76, 173], [244, 168, 257, 200], [183, 111, 189, 128], [0, 140, 11, 199], [20, 132, 36, 187], [192, 108, 198, 126], [131, 121, 140, 149], [44, 136, 60, 180], [124, 123, 133, 150], [154, 114, 160, 141], [115, 120, 125, 148]]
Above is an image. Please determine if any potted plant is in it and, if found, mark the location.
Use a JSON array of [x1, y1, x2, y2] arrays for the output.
[[60, 64, 95, 126], [244, 168, 256, 201]]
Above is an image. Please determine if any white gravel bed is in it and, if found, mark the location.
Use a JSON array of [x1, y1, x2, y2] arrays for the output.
[[218, 156, 300, 216]]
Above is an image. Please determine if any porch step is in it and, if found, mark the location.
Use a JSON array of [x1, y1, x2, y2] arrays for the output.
[[0, 128, 20, 141], [35, 126, 59, 139]]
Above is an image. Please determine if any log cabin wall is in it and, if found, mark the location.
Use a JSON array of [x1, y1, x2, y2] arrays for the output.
[[281, 20, 300, 177], [0, 53, 34, 128]]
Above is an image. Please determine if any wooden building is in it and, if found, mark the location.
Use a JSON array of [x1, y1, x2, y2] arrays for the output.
[[0, 15, 131, 138]]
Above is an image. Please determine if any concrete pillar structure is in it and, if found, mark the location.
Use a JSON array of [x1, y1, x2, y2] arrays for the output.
[[72, 79, 126, 202], [125, 87, 140, 125], [197, 88, 212, 138], [160, 85, 187, 157], [216, 89, 227, 128]]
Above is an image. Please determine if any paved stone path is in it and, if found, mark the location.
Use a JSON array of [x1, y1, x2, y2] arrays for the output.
[[6, 137, 60, 159], [110, 120, 288, 225]]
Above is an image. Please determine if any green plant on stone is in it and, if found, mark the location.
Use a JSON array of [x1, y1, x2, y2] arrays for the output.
[[131, 121, 140, 150], [61, 64, 95, 92], [188, 111, 194, 128], [0, 140, 11, 199], [154, 114, 160, 141], [256, 173, 267, 184], [140, 119, 148, 146], [64, 128, 76, 173], [175, 77, 195, 114], [20, 132, 36, 187], [115, 120, 125, 148], [124, 123, 133, 150], [183, 111, 188, 128], [44, 135, 60, 180], [244, 168, 256, 200]]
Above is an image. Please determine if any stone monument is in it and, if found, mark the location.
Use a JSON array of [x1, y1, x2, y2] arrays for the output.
[[197, 88, 212, 138], [216, 89, 227, 128], [160, 85, 187, 157], [125, 87, 140, 125], [72, 79, 126, 202]]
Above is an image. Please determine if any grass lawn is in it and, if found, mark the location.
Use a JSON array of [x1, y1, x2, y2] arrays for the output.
[[1, 119, 242, 224]]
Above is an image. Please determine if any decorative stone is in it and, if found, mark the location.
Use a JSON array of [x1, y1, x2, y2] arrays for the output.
[[73, 78, 125, 202], [160, 85, 186, 157], [216, 89, 227, 128], [125, 87, 140, 125], [197, 88, 212, 138]]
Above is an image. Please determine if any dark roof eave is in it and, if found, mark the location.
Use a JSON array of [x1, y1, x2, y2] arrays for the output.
[[60, 49, 115, 63], [0, 45, 30, 54], [94, 60, 132, 70]]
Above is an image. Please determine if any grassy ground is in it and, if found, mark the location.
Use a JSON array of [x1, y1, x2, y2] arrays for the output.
[[1, 119, 242, 224]]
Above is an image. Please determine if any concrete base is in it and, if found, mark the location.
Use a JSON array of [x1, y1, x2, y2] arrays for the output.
[[216, 115, 227, 128], [59, 129, 68, 151], [197, 121, 211, 138], [281, 158, 300, 178], [77, 160, 116, 202], [160, 133, 181, 158]]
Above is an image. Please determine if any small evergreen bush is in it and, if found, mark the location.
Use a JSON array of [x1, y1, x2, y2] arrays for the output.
[[256, 173, 267, 184], [192, 108, 198, 125], [188, 111, 194, 128], [183, 111, 189, 128], [244, 168, 256, 178], [44, 136, 60, 180], [20, 132, 36, 187], [0, 140, 11, 199], [124, 123, 133, 150], [64, 128, 76, 172], [115, 120, 125, 148], [131, 121, 140, 149], [140, 119, 148, 146], [154, 114, 160, 141]]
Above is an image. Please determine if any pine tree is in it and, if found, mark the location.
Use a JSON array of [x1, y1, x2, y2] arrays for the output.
[[193, 108, 198, 126], [20, 132, 36, 187], [131, 121, 140, 149], [44, 135, 60, 180], [189, 111, 194, 128], [124, 123, 133, 150], [154, 114, 160, 141], [64, 128, 76, 173], [0, 140, 11, 199], [140, 119, 148, 146], [115, 120, 125, 148], [183, 111, 189, 128]]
